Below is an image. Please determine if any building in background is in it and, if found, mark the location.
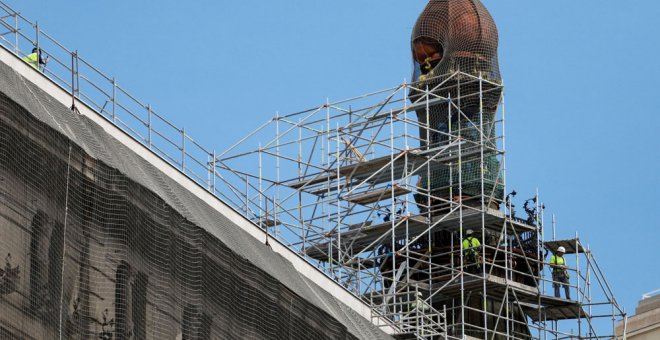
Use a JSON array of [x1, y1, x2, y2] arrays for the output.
[[616, 290, 660, 340]]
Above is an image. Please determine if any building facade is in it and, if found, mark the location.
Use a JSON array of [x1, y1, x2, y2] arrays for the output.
[[616, 292, 660, 340]]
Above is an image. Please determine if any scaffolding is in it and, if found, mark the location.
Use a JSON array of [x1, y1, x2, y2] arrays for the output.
[[215, 73, 626, 340]]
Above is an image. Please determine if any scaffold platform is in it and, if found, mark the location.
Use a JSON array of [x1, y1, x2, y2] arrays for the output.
[[285, 140, 493, 195], [544, 239, 587, 254], [518, 300, 588, 322], [304, 208, 536, 261]]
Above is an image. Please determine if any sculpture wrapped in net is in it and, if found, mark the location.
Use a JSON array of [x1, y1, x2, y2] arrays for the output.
[[411, 0, 503, 209]]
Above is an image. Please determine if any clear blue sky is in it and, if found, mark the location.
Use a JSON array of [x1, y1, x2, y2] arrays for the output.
[[14, 0, 660, 319]]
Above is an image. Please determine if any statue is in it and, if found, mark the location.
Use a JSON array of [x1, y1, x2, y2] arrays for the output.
[[410, 0, 503, 211], [0, 253, 20, 295]]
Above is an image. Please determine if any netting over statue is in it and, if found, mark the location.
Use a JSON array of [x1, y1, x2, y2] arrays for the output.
[[411, 0, 500, 84], [410, 0, 503, 209]]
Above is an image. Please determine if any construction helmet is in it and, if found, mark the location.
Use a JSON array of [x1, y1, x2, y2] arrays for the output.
[[417, 291, 423, 296], [557, 246, 566, 253], [466, 229, 474, 235]]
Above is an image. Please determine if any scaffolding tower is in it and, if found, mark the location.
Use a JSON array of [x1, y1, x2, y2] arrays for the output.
[[216, 73, 626, 340]]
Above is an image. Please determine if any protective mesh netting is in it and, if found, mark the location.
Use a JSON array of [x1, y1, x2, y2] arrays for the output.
[[410, 0, 503, 204], [0, 62, 391, 340]]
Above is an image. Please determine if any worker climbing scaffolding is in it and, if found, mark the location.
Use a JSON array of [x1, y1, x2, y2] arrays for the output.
[[462, 229, 481, 273]]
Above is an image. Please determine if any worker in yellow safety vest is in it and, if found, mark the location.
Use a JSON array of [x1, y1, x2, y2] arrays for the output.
[[462, 229, 481, 273], [409, 290, 431, 312], [407, 290, 431, 332], [23, 47, 48, 70], [549, 246, 571, 299]]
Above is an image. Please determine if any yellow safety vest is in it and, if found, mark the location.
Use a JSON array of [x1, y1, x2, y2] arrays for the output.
[[462, 236, 481, 250], [23, 52, 39, 69], [409, 297, 430, 312], [550, 255, 566, 272]]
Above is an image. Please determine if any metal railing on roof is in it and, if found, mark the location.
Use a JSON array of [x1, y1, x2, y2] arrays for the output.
[[0, 0, 412, 243], [642, 289, 660, 300], [0, 1, 226, 196]]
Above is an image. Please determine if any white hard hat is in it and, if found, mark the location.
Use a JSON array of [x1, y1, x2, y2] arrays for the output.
[[557, 246, 566, 253], [466, 229, 474, 235], [417, 291, 423, 296]]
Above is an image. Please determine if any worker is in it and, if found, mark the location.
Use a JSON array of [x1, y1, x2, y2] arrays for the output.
[[462, 229, 481, 273], [23, 47, 48, 70], [549, 246, 571, 299], [409, 291, 431, 313], [408, 291, 431, 330]]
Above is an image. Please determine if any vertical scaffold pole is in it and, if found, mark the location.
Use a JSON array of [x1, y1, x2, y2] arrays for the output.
[[212, 150, 216, 193], [450, 235, 456, 328], [503, 93, 511, 339], [576, 231, 582, 337], [321, 122, 327, 268], [336, 122, 341, 280], [147, 104, 152, 148], [70, 51, 75, 109], [258, 142, 263, 229], [479, 72, 489, 337], [403, 83, 414, 304], [208, 150, 215, 191], [587, 244, 593, 334], [244, 176, 249, 215], [181, 127, 186, 172], [536, 188, 542, 290], [34, 21, 38, 62], [403, 80, 409, 153], [500, 84, 514, 339], [369, 129, 374, 160], [537, 189, 543, 339], [70, 50, 78, 111], [112, 78, 116, 121], [75, 51, 79, 97], [425, 84, 431, 229], [207, 153, 212, 190], [14, 13, 18, 54], [265, 197, 269, 246], [389, 109, 396, 305], [326, 100, 332, 275], [298, 119, 304, 248], [276, 111, 280, 239], [540, 193, 545, 286], [456, 73, 465, 338]]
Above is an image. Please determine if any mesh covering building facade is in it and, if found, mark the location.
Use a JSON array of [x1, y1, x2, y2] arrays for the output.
[[0, 4, 395, 339]]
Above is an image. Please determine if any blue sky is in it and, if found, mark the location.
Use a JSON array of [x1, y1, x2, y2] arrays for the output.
[[14, 0, 660, 322]]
